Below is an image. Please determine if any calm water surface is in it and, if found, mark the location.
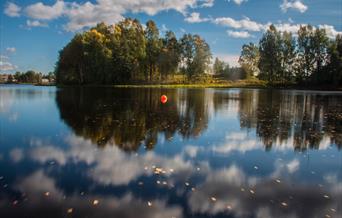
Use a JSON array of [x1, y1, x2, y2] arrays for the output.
[[0, 85, 341, 218]]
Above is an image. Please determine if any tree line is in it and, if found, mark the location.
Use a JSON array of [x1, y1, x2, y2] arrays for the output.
[[9, 71, 55, 84], [56, 18, 212, 85], [238, 25, 342, 86]]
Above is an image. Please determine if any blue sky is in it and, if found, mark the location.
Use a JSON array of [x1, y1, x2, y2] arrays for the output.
[[0, 0, 341, 74]]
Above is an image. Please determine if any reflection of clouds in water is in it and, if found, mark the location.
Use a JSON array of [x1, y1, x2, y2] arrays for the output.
[[2, 170, 183, 218], [213, 132, 259, 154], [8, 112, 19, 122], [0, 90, 14, 113], [183, 145, 202, 158], [29, 135, 196, 186], [211, 132, 332, 155], [29, 138, 67, 165], [9, 148, 24, 163], [271, 158, 300, 179], [0, 89, 19, 122], [20, 135, 342, 218], [188, 163, 341, 218]]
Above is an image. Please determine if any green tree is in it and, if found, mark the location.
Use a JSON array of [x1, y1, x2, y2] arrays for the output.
[[312, 28, 329, 79], [180, 34, 211, 78], [258, 25, 282, 82], [158, 31, 181, 79], [145, 20, 162, 81], [213, 57, 225, 75], [280, 32, 296, 83], [318, 34, 342, 85], [239, 43, 260, 79], [56, 34, 85, 84], [297, 25, 315, 82]]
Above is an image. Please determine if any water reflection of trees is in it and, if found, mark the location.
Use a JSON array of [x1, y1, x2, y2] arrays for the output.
[[56, 88, 209, 151], [236, 90, 342, 150], [56, 87, 341, 152]]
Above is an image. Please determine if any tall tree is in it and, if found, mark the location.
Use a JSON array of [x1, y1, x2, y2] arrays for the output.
[[312, 28, 329, 76], [297, 25, 315, 82], [280, 31, 296, 83], [145, 20, 162, 81], [180, 34, 211, 78], [158, 31, 181, 79], [239, 43, 260, 79], [258, 25, 282, 82], [213, 57, 225, 75]]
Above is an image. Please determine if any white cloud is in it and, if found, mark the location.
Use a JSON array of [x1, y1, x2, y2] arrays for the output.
[[213, 17, 266, 32], [200, 0, 215, 7], [62, 1, 124, 32], [26, 20, 48, 28], [21, 0, 201, 31], [4, 2, 21, 17], [227, 30, 252, 38], [185, 12, 210, 23], [280, 0, 308, 13], [25, 0, 65, 20], [161, 24, 168, 32], [6, 47, 16, 53], [269, 23, 341, 39], [215, 53, 240, 67], [273, 23, 302, 34], [318, 25, 342, 39], [0, 60, 17, 71], [228, 0, 248, 5]]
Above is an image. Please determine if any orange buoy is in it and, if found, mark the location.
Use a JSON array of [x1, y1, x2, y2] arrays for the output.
[[161, 95, 168, 104]]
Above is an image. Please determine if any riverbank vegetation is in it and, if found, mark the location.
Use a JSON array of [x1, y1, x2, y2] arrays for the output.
[[55, 18, 341, 88], [239, 25, 342, 87], [56, 18, 212, 85], [0, 71, 55, 84]]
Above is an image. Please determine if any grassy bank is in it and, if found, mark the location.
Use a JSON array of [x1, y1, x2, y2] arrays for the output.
[[112, 79, 268, 89], [54, 79, 342, 90]]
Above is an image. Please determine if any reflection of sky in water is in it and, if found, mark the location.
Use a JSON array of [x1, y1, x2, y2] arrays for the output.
[[0, 85, 341, 218]]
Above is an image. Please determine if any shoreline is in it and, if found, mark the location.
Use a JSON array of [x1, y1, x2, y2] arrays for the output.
[[2, 82, 341, 91]]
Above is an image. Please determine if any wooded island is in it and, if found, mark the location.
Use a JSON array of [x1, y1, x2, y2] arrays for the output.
[[51, 18, 341, 88]]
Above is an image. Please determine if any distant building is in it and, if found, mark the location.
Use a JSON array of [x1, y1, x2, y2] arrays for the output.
[[41, 78, 50, 84], [0, 74, 10, 83]]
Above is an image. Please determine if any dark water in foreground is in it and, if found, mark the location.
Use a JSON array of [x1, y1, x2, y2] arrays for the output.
[[0, 85, 341, 218]]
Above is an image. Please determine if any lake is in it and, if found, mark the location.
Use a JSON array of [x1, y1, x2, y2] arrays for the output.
[[0, 85, 341, 218]]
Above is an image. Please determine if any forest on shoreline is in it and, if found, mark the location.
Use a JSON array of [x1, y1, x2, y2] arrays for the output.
[[6, 17, 341, 88]]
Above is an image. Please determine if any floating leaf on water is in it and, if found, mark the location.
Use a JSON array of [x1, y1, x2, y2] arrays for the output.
[[281, 202, 288, 207], [210, 197, 217, 202]]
